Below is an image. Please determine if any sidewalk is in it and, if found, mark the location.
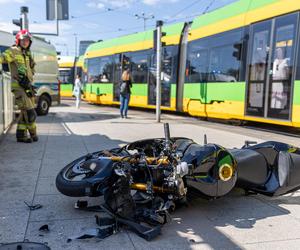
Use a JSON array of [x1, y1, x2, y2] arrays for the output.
[[1, 100, 300, 249]]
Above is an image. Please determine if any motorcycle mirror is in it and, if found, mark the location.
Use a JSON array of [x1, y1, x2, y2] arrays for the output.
[[204, 134, 208, 145], [163, 123, 171, 150], [244, 140, 257, 147]]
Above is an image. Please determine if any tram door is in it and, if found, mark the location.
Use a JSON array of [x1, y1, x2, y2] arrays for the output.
[[148, 53, 156, 105], [246, 13, 298, 120], [147, 50, 171, 106], [113, 54, 122, 102]]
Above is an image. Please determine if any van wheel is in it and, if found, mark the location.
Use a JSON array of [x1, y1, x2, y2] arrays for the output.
[[36, 95, 50, 116]]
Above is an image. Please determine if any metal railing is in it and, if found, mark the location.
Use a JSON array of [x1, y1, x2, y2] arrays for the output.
[[0, 68, 14, 137]]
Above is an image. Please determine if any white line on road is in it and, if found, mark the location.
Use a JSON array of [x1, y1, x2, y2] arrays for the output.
[[61, 122, 72, 135]]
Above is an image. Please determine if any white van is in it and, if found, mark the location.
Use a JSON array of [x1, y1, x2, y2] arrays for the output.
[[0, 30, 59, 116]]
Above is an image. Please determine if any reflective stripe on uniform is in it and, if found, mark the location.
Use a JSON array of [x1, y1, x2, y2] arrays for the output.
[[17, 124, 27, 130], [0, 49, 14, 63], [11, 82, 21, 88], [27, 123, 36, 130]]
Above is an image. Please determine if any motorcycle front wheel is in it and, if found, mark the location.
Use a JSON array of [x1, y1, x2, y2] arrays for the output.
[[56, 155, 97, 197]]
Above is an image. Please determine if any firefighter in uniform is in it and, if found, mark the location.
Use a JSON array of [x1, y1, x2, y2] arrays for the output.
[[0, 29, 38, 143]]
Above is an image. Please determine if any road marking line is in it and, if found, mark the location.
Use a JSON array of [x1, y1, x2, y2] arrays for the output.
[[62, 122, 72, 135]]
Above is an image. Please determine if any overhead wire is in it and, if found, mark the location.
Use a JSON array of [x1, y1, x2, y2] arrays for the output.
[[77, 23, 155, 37], [202, 0, 216, 14], [165, 0, 203, 22], [69, 0, 151, 35], [164, 0, 229, 25], [71, 0, 142, 19], [71, 7, 120, 19]]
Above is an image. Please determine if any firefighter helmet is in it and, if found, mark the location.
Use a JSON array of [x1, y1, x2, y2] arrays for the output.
[[15, 29, 32, 46]]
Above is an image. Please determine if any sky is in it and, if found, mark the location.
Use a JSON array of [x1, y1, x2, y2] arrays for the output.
[[0, 0, 237, 56]]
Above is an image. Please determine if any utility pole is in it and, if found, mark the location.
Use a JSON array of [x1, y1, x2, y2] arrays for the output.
[[12, 6, 29, 34], [156, 20, 163, 123], [73, 33, 78, 83], [74, 33, 78, 57], [134, 12, 154, 31], [54, 0, 59, 36], [20, 6, 29, 30]]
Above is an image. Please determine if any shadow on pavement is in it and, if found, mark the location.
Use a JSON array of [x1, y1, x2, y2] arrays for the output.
[[37, 112, 120, 123]]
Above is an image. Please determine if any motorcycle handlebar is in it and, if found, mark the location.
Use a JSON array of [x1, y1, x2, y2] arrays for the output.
[[101, 156, 170, 165], [164, 123, 171, 150]]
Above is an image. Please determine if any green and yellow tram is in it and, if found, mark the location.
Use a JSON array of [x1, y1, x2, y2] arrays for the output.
[[84, 0, 300, 128], [58, 56, 85, 97], [58, 55, 76, 97]]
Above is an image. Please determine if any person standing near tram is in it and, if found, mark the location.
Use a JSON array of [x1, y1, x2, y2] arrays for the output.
[[0, 29, 38, 143], [119, 68, 132, 118], [73, 74, 82, 109]]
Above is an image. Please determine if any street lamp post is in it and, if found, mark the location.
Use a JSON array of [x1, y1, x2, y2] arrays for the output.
[[74, 33, 78, 57], [134, 12, 154, 31]]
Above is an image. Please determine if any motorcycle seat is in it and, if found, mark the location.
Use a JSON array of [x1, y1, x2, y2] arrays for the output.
[[174, 138, 195, 156], [230, 148, 269, 185]]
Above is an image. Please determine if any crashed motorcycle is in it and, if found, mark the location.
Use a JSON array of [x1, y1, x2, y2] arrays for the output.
[[56, 123, 300, 240]]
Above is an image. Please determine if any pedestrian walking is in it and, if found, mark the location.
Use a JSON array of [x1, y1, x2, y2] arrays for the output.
[[120, 69, 132, 118], [73, 74, 82, 109], [0, 29, 38, 143]]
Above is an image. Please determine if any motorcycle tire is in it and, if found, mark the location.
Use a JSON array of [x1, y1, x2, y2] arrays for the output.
[[56, 156, 94, 197]]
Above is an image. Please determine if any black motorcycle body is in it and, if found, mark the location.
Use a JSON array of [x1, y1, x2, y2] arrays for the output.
[[232, 141, 300, 196], [56, 124, 300, 241], [56, 137, 300, 200]]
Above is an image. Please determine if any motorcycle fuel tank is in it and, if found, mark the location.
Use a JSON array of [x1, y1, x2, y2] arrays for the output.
[[183, 143, 237, 198]]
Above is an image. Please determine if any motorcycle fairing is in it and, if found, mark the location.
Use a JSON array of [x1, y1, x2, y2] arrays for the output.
[[233, 141, 300, 196], [183, 143, 237, 198]]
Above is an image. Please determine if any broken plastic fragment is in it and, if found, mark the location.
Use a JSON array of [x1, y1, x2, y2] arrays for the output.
[[24, 201, 43, 210], [68, 227, 114, 242], [39, 224, 49, 232]]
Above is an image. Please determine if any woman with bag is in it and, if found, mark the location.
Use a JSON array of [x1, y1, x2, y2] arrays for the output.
[[73, 74, 82, 109], [119, 69, 132, 118]]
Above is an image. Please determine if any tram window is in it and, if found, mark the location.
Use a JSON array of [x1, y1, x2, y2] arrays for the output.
[[87, 57, 100, 83], [297, 45, 300, 80], [208, 45, 239, 82], [112, 54, 122, 84], [270, 13, 297, 114], [99, 56, 114, 83], [272, 21, 296, 81], [186, 49, 208, 83], [131, 55, 148, 83], [124, 51, 150, 83], [87, 56, 114, 83], [186, 28, 243, 83], [162, 46, 178, 83], [59, 68, 74, 84], [297, 53, 300, 80], [76, 67, 82, 78]]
